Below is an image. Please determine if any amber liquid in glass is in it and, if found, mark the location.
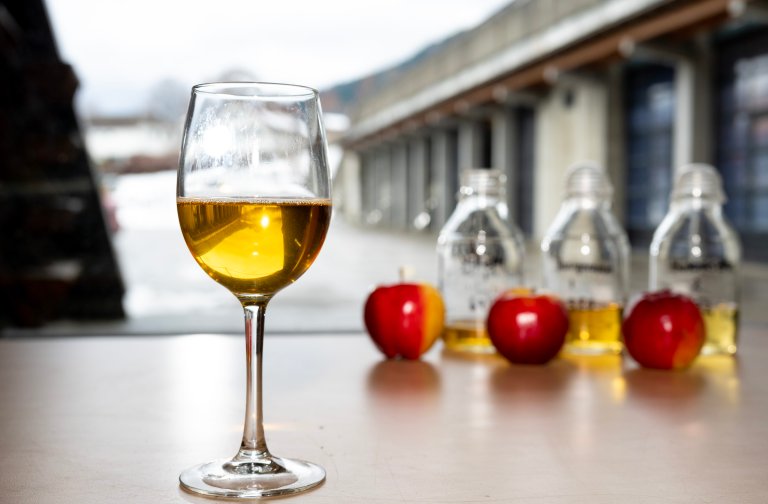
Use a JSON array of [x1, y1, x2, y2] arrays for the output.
[[563, 300, 623, 355], [700, 302, 739, 356], [177, 198, 331, 296], [442, 320, 496, 354]]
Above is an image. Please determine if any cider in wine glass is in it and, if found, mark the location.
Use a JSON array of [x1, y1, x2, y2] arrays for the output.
[[176, 82, 331, 499]]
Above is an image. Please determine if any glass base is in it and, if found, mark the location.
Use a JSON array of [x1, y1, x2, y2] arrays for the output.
[[179, 456, 325, 498]]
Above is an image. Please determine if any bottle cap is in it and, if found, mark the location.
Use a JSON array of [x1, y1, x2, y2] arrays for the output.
[[564, 162, 613, 199], [671, 164, 726, 203], [460, 168, 505, 197]]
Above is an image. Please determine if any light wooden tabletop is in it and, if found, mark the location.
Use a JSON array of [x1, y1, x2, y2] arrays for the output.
[[0, 329, 765, 503]]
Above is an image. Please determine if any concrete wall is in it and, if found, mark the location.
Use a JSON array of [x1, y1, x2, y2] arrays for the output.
[[341, 0, 742, 250], [534, 75, 609, 238], [352, 0, 666, 124], [335, 152, 363, 224]]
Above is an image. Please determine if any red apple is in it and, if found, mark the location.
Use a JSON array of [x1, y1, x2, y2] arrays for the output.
[[623, 290, 705, 370], [487, 292, 569, 365], [364, 282, 445, 360]]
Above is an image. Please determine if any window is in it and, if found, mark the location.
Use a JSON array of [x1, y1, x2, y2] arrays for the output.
[[514, 107, 535, 236], [624, 63, 676, 242], [717, 30, 768, 238]]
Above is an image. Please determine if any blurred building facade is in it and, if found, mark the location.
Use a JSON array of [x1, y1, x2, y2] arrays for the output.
[[337, 0, 768, 260]]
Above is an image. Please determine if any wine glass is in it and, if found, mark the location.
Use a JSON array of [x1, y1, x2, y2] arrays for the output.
[[176, 82, 332, 498]]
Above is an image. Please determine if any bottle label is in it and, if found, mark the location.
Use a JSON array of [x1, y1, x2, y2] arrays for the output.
[[556, 261, 614, 274], [669, 257, 733, 271], [553, 269, 619, 304], [442, 261, 522, 320]]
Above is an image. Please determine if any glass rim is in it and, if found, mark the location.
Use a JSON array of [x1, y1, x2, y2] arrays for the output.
[[192, 81, 319, 99]]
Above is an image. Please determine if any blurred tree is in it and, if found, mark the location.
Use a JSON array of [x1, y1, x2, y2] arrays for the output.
[[215, 68, 259, 82], [146, 77, 188, 123]]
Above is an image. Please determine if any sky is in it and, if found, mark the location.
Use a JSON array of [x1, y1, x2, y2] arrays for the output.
[[45, 0, 513, 116]]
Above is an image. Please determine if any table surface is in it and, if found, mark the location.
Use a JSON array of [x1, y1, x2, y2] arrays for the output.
[[1, 329, 766, 504]]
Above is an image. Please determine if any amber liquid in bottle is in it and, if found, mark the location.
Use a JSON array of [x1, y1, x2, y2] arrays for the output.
[[700, 302, 739, 356], [442, 320, 495, 354], [563, 300, 623, 355], [177, 198, 331, 296]]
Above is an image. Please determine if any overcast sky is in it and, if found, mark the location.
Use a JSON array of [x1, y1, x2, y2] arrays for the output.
[[45, 0, 512, 116]]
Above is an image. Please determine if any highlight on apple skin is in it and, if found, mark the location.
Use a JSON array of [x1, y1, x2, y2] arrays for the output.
[[363, 282, 445, 360], [622, 290, 705, 370], [487, 291, 569, 365]]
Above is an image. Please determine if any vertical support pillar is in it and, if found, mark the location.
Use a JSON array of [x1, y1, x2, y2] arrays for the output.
[[431, 128, 457, 230], [606, 65, 627, 227], [458, 119, 482, 171], [360, 150, 374, 223], [492, 106, 518, 224], [408, 136, 429, 231], [674, 36, 712, 172], [374, 146, 393, 227], [390, 141, 409, 230], [674, 60, 695, 171], [339, 151, 362, 224]]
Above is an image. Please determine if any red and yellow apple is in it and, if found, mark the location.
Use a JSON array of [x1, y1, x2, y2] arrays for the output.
[[487, 292, 569, 365], [364, 282, 445, 360], [622, 290, 705, 370]]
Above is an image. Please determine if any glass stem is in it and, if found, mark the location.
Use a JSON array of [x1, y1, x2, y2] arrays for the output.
[[236, 301, 271, 462]]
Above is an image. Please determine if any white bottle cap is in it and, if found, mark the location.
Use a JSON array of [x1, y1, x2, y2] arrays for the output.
[[564, 161, 613, 199], [460, 168, 506, 198], [671, 163, 726, 203]]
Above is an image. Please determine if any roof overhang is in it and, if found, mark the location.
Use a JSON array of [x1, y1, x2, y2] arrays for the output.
[[344, 0, 747, 150]]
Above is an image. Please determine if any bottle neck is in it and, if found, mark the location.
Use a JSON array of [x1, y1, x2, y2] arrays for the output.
[[563, 195, 611, 210], [458, 190, 504, 205], [460, 184, 503, 199], [670, 196, 723, 213], [446, 191, 509, 228]]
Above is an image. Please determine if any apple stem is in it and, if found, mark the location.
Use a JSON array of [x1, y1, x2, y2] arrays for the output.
[[399, 265, 415, 283]]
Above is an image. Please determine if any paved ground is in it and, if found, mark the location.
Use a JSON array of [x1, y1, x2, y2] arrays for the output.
[[4, 170, 767, 336], [115, 213, 768, 334], [11, 215, 768, 337], [113, 215, 445, 335], [10, 216, 447, 336]]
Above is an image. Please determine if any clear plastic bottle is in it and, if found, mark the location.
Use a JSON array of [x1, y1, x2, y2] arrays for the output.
[[437, 168, 525, 354], [540, 162, 629, 355], [650, 164, 741, 355]]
